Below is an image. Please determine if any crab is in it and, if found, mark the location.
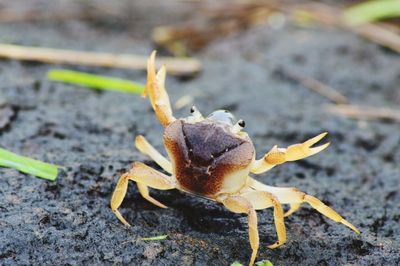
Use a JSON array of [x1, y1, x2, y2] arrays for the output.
[[111, 51, 360, 266]]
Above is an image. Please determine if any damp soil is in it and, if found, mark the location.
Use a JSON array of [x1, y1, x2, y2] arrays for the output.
[[0, 2, 399, 266]]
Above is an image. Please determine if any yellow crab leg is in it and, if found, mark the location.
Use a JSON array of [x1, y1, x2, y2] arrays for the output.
[[220, 195, 259, 266], [241, 190, 286, 249], [110, 162, 175, 226], [135, 135, 172, 174], [248, 178, 360, 234]]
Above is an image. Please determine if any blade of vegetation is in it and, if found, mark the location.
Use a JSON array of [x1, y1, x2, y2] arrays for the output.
[[0, 43, 201, 76], [230, 262, 243, 266], [344, 0, 400, 26], [291, 4, 400, 54], [325, 104, 400, 123], [280, 68, 348, 104], [139, 235, 168, 241], [48, 69, 144, 94], [0, 148, 58, 180], [256, 260, 274, 266]]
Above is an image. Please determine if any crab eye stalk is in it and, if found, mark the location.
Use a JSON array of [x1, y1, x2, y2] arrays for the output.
[[232, 119, 246, 134], [189, 105, 203, 121]]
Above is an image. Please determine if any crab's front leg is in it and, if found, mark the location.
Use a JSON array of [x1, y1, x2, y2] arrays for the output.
[[111, 162, 175, 226], [144, 51, 176, 127], [135, 135, 172, 173], [251, 132, 330, 174], [134, 135, 174, 207]]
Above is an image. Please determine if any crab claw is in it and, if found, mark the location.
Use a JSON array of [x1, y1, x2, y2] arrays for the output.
[[264, 145, 286, 165], [143, 51, 176, 127], [285, 132, 330, 162]]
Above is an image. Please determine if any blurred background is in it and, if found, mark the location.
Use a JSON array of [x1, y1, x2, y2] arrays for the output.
[[0, 0, 399, 265]]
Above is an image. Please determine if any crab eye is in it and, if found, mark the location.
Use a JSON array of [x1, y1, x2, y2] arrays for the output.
[[238, 119, 245, 128], [232, 119, 245, 134], [207, 110, 236, 126], [189, 105, 203, 121]]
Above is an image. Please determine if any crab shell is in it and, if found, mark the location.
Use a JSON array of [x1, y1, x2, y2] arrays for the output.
[[164, 119, 255, 197]]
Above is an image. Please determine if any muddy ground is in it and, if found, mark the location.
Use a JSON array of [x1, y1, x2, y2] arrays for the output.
[[0, 1, 399, 266]]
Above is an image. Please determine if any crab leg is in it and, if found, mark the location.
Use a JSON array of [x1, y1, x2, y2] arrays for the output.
[[251, 132, 330, 174], [135, 135, 172, 174], [110, 162, 175, 226], [220, 195, 259, 266], [248, 178, 360, 234], [144, 51, 176, 127], [134, 135, 173, 203], [241, 190, 286, 249]]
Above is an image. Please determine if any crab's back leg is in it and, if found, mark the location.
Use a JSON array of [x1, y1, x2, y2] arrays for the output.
[[137, 182, 168, 209], [110, 162, 175, 226], [144, 51, 176, 127], [248, 177, 360, 234], [251, 132, 330, 174], [241, 190, 286, 249], [220, 195, 259, 266]]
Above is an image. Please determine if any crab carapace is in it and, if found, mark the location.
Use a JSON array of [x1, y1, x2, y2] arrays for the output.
[[111, 51, 360, 266]]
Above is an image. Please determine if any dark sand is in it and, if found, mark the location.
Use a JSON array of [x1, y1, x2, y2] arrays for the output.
[[0, 2, 399, 265]]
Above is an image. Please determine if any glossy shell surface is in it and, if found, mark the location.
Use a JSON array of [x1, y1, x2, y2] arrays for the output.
[[164, 119, 254, 196]]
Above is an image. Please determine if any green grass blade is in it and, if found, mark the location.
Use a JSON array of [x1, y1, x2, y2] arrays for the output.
[[139, 235, 168, 241], [256, 260, 274, 266], [47, 69, 144, 94], [0, 148, 58, 181], [230, 262, 243, 266], [344, 0, 400, 25]]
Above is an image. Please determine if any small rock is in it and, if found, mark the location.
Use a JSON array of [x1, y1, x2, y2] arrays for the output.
[[0, 104, 16, 131]]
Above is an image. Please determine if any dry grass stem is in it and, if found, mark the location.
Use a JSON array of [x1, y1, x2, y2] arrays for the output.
[[283, 69, 348, 104], [348, 23, 400, 54], [151, 2, 279, 55], [174, 95, 194, 109], [0, 44, 201, 76], [325, 104, 400, 123], [290, 3, 400, 54]]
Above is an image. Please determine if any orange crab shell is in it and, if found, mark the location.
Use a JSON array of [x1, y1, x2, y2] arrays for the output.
[[163, 119, 255, 197]]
